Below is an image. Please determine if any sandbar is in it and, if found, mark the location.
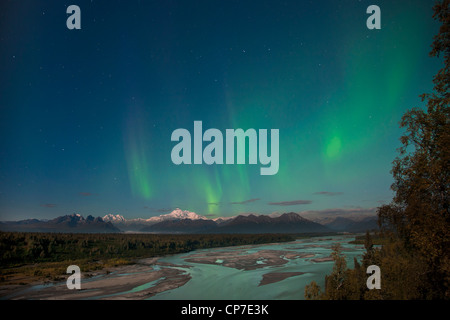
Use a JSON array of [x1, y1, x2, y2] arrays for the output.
[[185, 249, 312, 271], [258, 272, 305, 286], [1, 258, 190, 300]]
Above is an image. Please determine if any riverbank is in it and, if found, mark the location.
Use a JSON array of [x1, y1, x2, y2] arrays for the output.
[[1, 257, 192, 300]]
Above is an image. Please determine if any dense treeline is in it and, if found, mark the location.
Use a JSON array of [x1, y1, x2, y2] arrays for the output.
[[0, 231, 294, 268]]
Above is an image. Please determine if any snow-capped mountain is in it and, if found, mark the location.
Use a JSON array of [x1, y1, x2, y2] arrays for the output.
[[103, 214, 126, 223], [103, 209, 206, 223], [102, 209, 207, 231], [0, 213, 120, 233], [156, 208, 207, 221]]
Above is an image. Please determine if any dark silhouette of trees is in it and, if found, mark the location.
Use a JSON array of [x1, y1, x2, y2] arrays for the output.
[[377, 0, 449, 299], [0, 232, 293, 268]]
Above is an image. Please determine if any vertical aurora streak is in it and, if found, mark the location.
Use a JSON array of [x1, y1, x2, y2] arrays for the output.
[[124, 106, 153, 200]]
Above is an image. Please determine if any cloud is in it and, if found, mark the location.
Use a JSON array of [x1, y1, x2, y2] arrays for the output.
[[79, 192, 95, 196], [40, 203, 57, 208], [268, 200, 312, 206], [304, 208, 376, 215], [314, 191, 343, 196], [299, 207, 378, 220], [230, 198, 260, 205], [207, 202, 221, 206]]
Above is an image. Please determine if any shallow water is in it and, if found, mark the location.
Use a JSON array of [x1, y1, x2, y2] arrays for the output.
[[149, 234, 365, 300]]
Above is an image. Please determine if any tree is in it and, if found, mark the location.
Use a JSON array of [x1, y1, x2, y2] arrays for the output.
[[378, 0, 450, 299], [323, 244, 349, 299], [304, 281, 322, 300]]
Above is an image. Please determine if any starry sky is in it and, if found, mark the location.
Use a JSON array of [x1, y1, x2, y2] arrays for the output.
[[0, 0, 443, 220]]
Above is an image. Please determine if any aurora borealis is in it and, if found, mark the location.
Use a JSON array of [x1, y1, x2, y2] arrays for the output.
[[0, 0, 443, 220]]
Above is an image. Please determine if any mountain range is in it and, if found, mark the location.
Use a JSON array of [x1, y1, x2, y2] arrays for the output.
[[139, 212, 330, 234], [0, 209, 378, 234], [0, 214, 120, 233], [321, 216, 378, 233]]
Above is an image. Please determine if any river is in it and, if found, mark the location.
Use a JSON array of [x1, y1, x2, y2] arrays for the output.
[[149, 234, 365, 300], [1, 234, 366, 300]]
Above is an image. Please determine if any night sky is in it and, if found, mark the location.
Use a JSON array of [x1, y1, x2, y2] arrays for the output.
[[0, 0, 442, 220]]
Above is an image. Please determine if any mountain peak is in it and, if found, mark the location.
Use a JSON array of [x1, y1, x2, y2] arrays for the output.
[[278, 212, 307, 222], [69, 213, 84, 220], [103, 214, 126, 223], [160, 208, 207, 220]]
